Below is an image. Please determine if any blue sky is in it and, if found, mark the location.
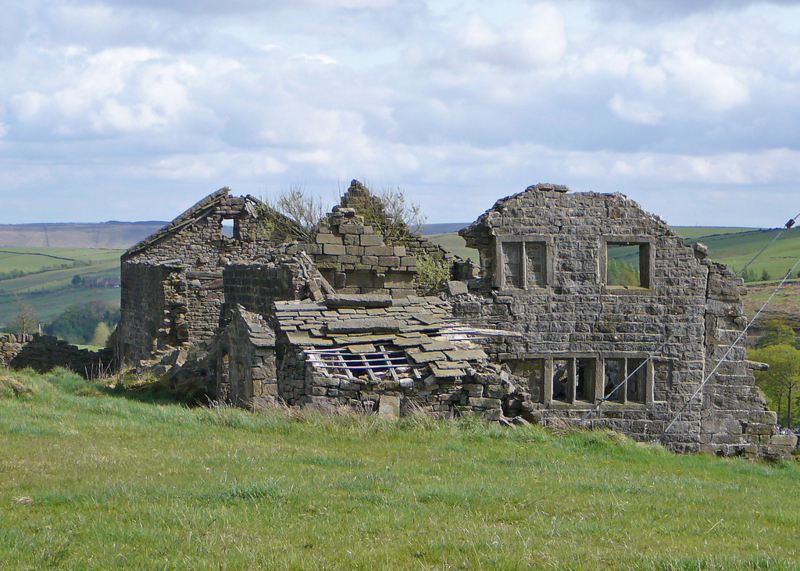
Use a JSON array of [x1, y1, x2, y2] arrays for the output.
[[2, 0, 800, 227]]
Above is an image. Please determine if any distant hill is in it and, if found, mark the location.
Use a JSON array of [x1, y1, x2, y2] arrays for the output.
[[0, 220, 469, 246], [421, 223, 470, 235], [0, 222, 168, 249]]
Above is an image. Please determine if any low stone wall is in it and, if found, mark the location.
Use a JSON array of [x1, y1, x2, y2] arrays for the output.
[[0, 333, 114, 378], [285, 356, 510, 420]]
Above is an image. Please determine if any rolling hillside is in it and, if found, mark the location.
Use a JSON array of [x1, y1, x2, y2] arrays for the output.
[[0, 248, 122, 328], [0, 221, 166, 249]]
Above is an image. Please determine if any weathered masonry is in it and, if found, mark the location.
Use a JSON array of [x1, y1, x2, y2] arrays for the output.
[[114, 189, 303, 365], [109, 181, 797, 458], [458, 183, 796, 456]]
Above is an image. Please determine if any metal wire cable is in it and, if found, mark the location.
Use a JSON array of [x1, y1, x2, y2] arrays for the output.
[[584, 212, 799, 427], [736, 211, 800, 277]]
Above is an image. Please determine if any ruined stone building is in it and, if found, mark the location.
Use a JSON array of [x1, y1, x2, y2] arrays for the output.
[[111, 181, 798, 457]]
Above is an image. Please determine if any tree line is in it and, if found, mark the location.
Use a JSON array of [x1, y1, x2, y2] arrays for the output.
[[749, 321, 800, 429], [5, 299, 119, 347]]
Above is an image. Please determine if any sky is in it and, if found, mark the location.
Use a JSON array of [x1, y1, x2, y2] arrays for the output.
[[2, 0, 800, 227]]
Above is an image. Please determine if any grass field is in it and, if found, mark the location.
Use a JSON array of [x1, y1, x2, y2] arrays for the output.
[[426, 232, 479, 262], [1, 368, 799, 570], [683, 227, 800, 282], [0, 248, 122, 328], [670, 227, 757, 241]]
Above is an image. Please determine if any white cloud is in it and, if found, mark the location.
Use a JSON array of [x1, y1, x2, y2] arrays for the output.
[[1, 0, 800, 229], [456, 3, 567, 68], [292, 53, 338, 65], [609, 94, 663, 124], [660, 49, 751, 112]]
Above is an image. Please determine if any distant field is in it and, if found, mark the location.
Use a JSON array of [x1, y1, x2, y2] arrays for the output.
[[671, 226, 758, 241], [0, 248, 122, 328], [689, 227, 800, 283], [426, 232, 478, 262]]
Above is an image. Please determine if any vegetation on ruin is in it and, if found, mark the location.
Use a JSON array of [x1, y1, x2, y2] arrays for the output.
[[1, 367, 799, 570], [416, 253, 451, 294], [256, 186, 326, 243], [348, 185, 427, 244]]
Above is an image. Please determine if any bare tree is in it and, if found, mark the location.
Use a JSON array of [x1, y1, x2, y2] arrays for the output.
[[9, 293, 38, 336], [340, 181, 427, 245], [378, 186, 427, 238], [266, 185, 329, 234]]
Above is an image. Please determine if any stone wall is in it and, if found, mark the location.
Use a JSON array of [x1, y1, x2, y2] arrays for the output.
[[117, 190, 296, 365], [217, 306, 277, 408], [457, 184, 795, 456], [298, 206, 419, 298], [698, 258, 796, 455], [116, 262, 174, 364], [1, 333, 114, 378], [285, 355, 510, 420], [338, 179, 457, 295], [222, 260, 305, 319]]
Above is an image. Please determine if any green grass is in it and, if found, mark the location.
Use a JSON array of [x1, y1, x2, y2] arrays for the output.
[[1, 368, 799, 570], [684, 228, 800, 281], [670, 227, 758, 241], [426, 233, 479, 263], [0, 248, 122, 328]]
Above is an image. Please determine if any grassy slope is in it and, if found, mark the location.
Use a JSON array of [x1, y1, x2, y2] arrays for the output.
[[686, 228, 800, 280], [670, 227, 757, 241], [1, 369, 799, 570], [426, 233, 478, 262], [0, 248, 122, 328]]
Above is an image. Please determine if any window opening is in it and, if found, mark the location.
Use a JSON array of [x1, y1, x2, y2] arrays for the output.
[[525, 243, 546, 287], [552, 359, 570, 402], [606, 243, 649, 288], [604, 359, 626, 403], [627, 358, 647, 403], [496, 237, 549, 289], [221, 217, 241, 240], [576, 358, 596, 402]]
